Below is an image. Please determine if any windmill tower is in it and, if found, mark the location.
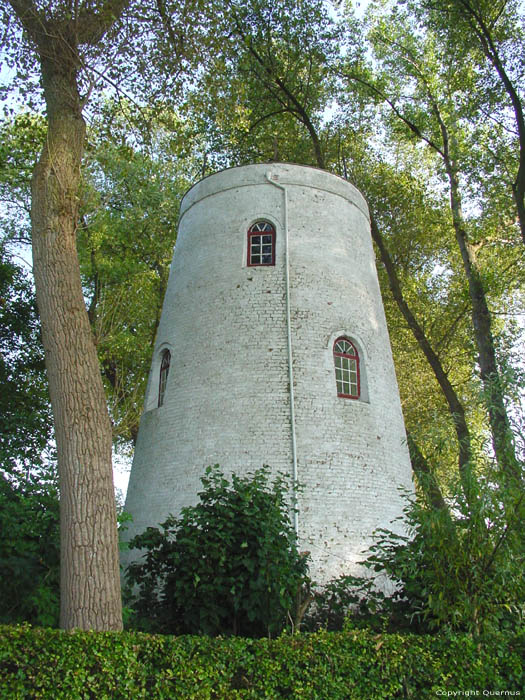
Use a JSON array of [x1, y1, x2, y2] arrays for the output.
[[123, 163, 413, 582]]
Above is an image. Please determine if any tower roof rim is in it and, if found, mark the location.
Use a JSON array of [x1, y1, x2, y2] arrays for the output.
[[179, 162, 370, 222]]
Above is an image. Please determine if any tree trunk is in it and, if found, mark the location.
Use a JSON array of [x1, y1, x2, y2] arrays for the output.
[[406, 433, 447, 511], [31, 55, 122, 631], [444, 158, 519, 484], [454, 0, 525, 244], [369, 214, 474, 490], [418, 94, 522, 485]]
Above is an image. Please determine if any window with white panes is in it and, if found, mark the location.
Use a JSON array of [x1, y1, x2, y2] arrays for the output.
[[333, 338, 360, 399], [247, 221, 275, 266]]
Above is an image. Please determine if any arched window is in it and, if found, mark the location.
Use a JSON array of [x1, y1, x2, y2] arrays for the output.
[[247, 221, 275, 266], [158, 350, 171, 407], [333, 337, 360, 399]]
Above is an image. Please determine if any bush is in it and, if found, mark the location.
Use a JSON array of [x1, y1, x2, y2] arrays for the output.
[[0, 624, 523, 699], [303, 575, 391, 633], [362, 472, 525, 636], [0, 474, 59, 627], [306, 471, 525, 637], [125, 466, 310, 637]]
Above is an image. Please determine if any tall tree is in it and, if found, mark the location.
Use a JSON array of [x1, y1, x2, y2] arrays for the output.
[[420, 0, 525, 244], [3, 0, 131, 630], [182, 0, 338, 170], [343, 2, 522, 484], [345, 146, 476, 505]]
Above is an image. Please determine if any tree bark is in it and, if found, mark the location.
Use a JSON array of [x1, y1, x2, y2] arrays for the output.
[[5, 0, 130, 630], [31, 52, 122, 631], [369, 214, 474, 490], [438, 125, 520, 483]]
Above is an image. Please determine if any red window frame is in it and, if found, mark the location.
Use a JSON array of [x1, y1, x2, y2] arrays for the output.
[[247, 221, 276, 267], [158, 349, 171, 407], [333, 337, 360, 400]]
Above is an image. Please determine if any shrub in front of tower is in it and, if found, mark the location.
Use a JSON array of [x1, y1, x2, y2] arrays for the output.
[[305, 468, 525, 638], [303, 574, 390, 633], [360, 470, 525, 637], [125, 465, 311, 637]]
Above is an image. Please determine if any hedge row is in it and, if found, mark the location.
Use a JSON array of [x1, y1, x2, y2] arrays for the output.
[[0, 624, 523, 699]]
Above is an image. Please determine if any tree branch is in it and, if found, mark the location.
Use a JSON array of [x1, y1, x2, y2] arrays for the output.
[[343, 69, 446, 158], [75, 0, 130, 46], [368, 212, 474, 485]]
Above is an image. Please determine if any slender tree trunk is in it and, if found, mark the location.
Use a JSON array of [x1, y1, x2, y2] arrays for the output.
[[230, 13, 326, 170], [418, 88, 520, 484], [443, 157, 519, 483], [31, 55, 122, 630], [406, 432, 448, 511], [369, 214, 474, 490], [454, 0, 525, 244], [346, 26, 521, 484]]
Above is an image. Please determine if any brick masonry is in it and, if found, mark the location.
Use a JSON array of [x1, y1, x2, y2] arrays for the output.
[[123, 163, 413, 583]]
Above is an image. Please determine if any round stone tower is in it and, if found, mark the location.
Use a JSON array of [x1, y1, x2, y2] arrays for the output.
[[123, 163, 412, 582]]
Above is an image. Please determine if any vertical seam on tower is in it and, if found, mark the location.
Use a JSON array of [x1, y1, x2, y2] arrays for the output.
[[265, 171, 299, 536]]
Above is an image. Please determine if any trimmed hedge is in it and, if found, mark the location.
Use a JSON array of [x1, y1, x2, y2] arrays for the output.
[[0, 624, 523, 699]]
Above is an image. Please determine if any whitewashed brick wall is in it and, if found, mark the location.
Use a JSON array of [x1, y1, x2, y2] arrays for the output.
[[123, 163, 413, 583]]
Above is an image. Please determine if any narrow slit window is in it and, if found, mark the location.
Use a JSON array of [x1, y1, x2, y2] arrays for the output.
[[333, 338, 360, 399], [158, 349, 171, 407], [247, 221, 275, 266]]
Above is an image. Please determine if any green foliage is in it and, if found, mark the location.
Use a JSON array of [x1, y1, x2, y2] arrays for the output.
[[367, 479, 525, 636], [0, 112, 45, 245], [0, 624, 523, 698], [338, 0, 525, 482], [313, 470, 525, 637], [303, 574, 390, 633], [0, 244, 59, 629], [0, 477, 59, 628], [126, 466, 309, 637], [186, 0, 339, 169], [78, 104, 195, 446], [0, 249, 53, 476]]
